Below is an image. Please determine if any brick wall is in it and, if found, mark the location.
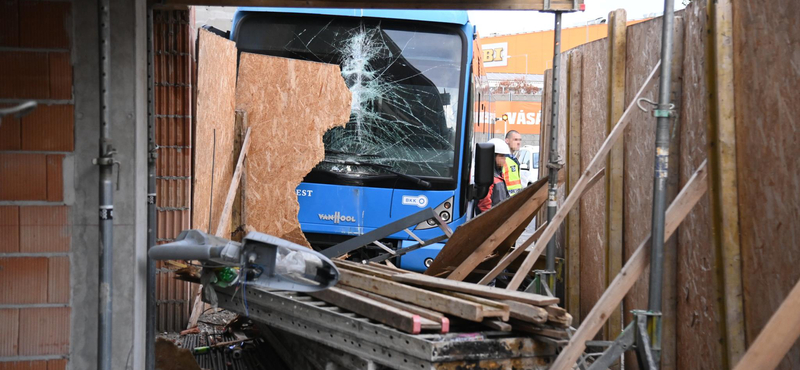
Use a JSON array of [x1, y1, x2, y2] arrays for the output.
[[0, 0, 73, 368]]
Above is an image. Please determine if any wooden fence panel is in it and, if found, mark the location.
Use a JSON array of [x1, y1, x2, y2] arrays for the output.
[[733, 0, 800, 368], [576, 39, 608, 332], [675, 2, 726, 369]]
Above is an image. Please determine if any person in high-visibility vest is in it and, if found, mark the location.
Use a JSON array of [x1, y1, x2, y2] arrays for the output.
[[478, 139, 513, 213], [489, 137, 523, 195]]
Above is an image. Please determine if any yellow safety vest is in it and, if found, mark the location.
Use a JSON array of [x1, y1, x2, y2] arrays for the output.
[[502, 156, 523, 195]]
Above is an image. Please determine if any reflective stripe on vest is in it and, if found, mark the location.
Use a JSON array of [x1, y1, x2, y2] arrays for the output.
[[502, 156, 523, 195]]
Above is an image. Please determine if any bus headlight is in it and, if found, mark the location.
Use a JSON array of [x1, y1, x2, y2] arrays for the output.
[[415, 196, 454, 230]]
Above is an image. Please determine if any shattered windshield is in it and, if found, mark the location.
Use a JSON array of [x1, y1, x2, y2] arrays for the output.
[[234, 14, 464, 182]]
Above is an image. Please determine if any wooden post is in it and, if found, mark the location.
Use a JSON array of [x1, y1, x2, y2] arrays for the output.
[[490, 63, 660, 290], [214, 126, 251, 237], [549, 161, 708, 370], [230, 110, 247, 240], [731, 279, 800, 370], [709, 0, 746, 366], [566, 52, 583, 325], [605, 9, 626, 341]]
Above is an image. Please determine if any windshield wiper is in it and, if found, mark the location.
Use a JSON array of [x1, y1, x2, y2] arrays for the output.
[[320, 159, 432, 189], [324, 149, 380, 158]]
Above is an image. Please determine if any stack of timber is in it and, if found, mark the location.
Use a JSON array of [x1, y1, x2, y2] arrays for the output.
[[299, 260, 572, 340]]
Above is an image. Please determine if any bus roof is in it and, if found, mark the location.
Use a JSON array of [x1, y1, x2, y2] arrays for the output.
[[233, 8, 470, 26]]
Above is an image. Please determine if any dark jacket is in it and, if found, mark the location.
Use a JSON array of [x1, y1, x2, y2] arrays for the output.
[[477, 168, 510, 213]]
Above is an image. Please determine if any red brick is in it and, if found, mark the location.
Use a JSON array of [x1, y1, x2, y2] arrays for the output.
[[0, 0, 19, 47], [46, 155, 63, 202], [0, 206, 20, 253], [18, 307, 70, 356], [0, 105, 22, 150], [19, 1, 70, 49], [0, 153, 47, 201], [0, 361, 48, 370], [0, 309, 20, 356], [0, 257, 48, 304], [47, 256, 69, 304], [48, 53, 71, 100], [20, 206, 69, 253], [46, 360, 66, 370], [21, 105, 74, 151], [0, 51, 49, 99]]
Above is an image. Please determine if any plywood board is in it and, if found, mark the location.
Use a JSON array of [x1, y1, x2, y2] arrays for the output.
[[236, 53, 351, 246], [192, 29, 237, 233], [425, 176, 548, 278], [733, 0, 800, 368], [577, 39, 608, 331], [675, 3, 725, 369], [621, 15, 685, 370]]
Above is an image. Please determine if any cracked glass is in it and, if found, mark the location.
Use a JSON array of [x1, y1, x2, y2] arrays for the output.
[[235, 14, 464, 182]]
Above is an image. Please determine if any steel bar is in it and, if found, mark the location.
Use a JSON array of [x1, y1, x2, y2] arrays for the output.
[[545, 11, 563, 293], [96, 0, 114, 368], [646, 0, 676, 360], [145, 7, 157, 370]]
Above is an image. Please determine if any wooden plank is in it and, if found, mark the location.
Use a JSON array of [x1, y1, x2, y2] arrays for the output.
[[546, 306, 572, 328], [477, 166, 606, 286], [230, 110, 247, 240], [393, 273, 557, 306], [160, 0, 584, 11], [308, 286, 429, 334], [501, 62, 660, 291], [334, 260, 397, 280], [500, 300, 548, 324], [340, 286, 450, 333], [482, 319, 512, 332], [565, 50, 582, 326], [604, 8, 626, 341], [732, 0, 800, 368], [215, 126, 252, 237], [446, 176, 549, 281], [549, 161, 708, 370], [511, 321, 569, 339], [732, 279, 800, 370], [710, 0, 746, 367], [337, 269, 488, 322], [236, 53, 351, 247], [425, 176, 549, 278], [437, 291, 511, 322]]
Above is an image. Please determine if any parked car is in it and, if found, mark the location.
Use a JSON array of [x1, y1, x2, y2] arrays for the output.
[[517, 145, 540, 187]]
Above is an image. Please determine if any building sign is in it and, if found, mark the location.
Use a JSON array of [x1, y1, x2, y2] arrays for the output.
[[481, 42, 508, 67], [474, 101, 542, 135]]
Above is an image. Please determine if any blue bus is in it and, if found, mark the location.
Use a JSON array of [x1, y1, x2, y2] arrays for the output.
[[230, 8, 493, 271]]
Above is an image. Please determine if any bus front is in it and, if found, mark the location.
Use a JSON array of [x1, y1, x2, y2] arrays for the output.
[[232, 9, 474, 268]]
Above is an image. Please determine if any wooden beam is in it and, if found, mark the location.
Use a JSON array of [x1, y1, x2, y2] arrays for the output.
[[340, 286, 450, 333], [337, 269, 502, 322], [230, 110, 247, 240], [710, 0, 745, 365], [549, 160, 708, 370], [308, 286, 433, 334], [500, 63, 661, 291], [604, 8, 627, 340], [477, 167, 606, 286], [500, 300, 548, 324], [447, 179, 549, 281], [393, 273, 557, 306], [566, 51, 583, 325], [437, 291, 511, 322], [215, 126, 252, 237], [157, 0, 583, 11], [731, 279, 800, 370]]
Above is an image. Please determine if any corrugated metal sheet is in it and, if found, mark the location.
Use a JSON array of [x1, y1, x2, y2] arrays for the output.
[[154, 8, 197, 333]]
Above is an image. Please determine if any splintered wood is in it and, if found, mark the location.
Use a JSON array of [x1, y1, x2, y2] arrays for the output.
[[192, 29, 238, 233], [235, 53, 351, 247]]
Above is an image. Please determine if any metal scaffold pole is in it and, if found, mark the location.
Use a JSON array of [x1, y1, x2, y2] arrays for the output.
[[646, 0, 676, 364], [145, 7, 157, 370], [544, 11, 564, 293], [94, 0, 116, 368]]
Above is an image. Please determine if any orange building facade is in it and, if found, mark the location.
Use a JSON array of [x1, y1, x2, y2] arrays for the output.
[[475, 20, 646, 137]]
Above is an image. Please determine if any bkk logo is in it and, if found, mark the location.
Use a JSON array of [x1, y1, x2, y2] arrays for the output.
[[401, 195, 429, 208], [318, 212, 356, 224]]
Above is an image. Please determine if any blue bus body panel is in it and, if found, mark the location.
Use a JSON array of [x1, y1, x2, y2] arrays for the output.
[[398, 241, 444, 272]]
